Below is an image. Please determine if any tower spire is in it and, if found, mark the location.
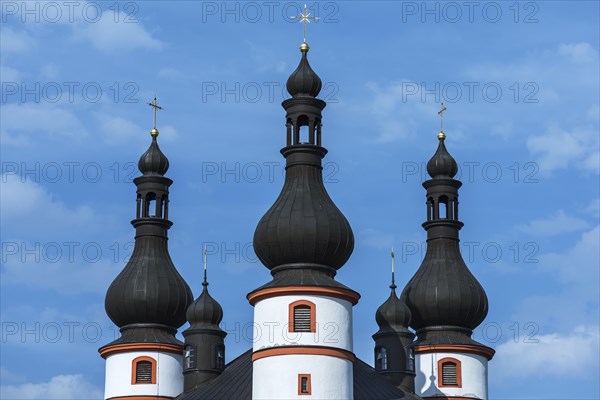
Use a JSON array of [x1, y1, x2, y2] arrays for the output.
[[99, 102, 193, 400], [391, 248, 396, 290], [400, 109, 494, 399], [203, 244, 208, 287]]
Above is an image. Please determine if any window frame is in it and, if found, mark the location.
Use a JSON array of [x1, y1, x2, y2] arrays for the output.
[[298, 374, 312, 395], [289, 300, 316, 333], [438, 357, 462, 388], [375, 346, 388, 371], [131, 356, 157, 385]]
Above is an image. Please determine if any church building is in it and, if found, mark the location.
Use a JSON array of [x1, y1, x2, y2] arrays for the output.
[[99, 32, 494, 400]]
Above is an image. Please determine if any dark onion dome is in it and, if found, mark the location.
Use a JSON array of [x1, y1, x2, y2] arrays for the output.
[[186, 280, 224, 328], [105, 235, 194, 328], [138, 128, 169, 175], [375, 286, 411, 334], [252, 146, 354, 271], [286, 43, 322, 98], [426, 132, 458, 179], [400, 241, 489, 331]]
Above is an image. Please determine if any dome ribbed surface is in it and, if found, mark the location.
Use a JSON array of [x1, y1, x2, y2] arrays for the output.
[[426, 138, 458, 178], [105, 235, 193, 328], [186, 285, 224, 327], [286, 50, 322, 98], [138, 137, 169, 175], [375, 288, 411, 333], [253, 157, 354, 270], [401, 240, 488, 330]]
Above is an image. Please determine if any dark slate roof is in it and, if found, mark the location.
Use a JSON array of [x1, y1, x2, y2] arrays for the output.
[[177, 349, 421, 400]]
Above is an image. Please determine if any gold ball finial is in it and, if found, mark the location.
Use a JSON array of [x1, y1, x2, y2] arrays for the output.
[[299, 42, 310, 52], [438, 131, 446, 140], [150, 127, 159, 137]]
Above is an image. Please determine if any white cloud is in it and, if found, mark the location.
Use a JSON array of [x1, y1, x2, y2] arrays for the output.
[[493, 325, 599, 380], [0, 103, 88, 145], [558, 42, 599, 64], [74, 10, 162, 52], [358, 228, 395, 250], [526, 123, 599, 174], [158, 67, 184, 80], [95, 112, 142, 144], [1, 64, 22, 82], [516, 209, 589, 236], [0, 27, 35, 53], [0, 374, 102, 399]]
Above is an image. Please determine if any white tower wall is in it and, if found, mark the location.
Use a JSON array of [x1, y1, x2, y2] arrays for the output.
[[104, 350, 183, 399], [252, 355, 353, 400], [415, 351, 488, 400], [253, 294, 353, 351]]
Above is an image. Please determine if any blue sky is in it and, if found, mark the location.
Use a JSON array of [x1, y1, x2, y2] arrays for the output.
[[1, 1, 599, 399]]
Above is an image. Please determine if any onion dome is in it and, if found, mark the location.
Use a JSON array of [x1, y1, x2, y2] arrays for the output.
[[253, 151, 354, 271], [286, 43, 322, 98], [401, 246, 488, 331], [186, 278, 224, 328], [138, 128, 169, 175], [105, 251, 194, 328], [426, 132, 458, 179], [375, 286, 411, 334]]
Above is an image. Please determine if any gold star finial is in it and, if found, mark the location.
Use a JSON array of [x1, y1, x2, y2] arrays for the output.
[[437, 102, 447, 139], [291, 4, 319, 46], [148, 96, 163, 136]]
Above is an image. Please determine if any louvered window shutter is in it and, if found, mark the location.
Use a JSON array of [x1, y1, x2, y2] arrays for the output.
[[441, 362, 457, 385], [136, 361, 153, 383], [294, 306, 312, 332]]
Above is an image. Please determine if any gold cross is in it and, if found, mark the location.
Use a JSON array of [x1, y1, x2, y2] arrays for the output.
[[148, 96, 163, 128], [291, 4, 319, 43], [438, 102, 447, 132]]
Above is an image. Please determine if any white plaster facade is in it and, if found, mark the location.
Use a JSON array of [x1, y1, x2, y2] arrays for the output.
[[104, 350, 183, 399], [252, 354, 353, 400], [415, 351, 488, 400]]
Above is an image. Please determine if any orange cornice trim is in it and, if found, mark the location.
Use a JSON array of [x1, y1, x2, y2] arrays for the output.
[[108, 397, 174, 400], [414, 344, 495, 360], [252, 346, 355, 362], [99, 342, 183, 358], [247, 286, 360, 305]]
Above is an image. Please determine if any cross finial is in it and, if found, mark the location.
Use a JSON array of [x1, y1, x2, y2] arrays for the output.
[[390, 247, 396, 290], [202, 244, 208, 287], [291, 4, 319, 44], [437, 102, 447, 138], [148, 96, 163, 131]]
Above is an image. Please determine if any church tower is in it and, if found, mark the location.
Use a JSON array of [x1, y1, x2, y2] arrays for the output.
[[401, 110, 494, 400], [248, 41, 359, 400], [99, 106, 194, 400], [373, 251, 416, 393], [182, 249, 226, 392]]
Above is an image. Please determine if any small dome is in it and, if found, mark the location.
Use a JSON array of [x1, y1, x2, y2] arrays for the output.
[[138, 136, 169, 175], [186, 283, 224, 327], [426, 136, 458, 179], [286, 46, 322, 98], [375, 287, 411, 333]]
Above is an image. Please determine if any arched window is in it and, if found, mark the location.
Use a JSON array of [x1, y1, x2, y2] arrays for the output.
[[184, 345, 195, 369], [438, 357, 462, 388], [406, 347, 415, 372], [215, 344, 225, 370], [289, 300, 316, 333], [298, 374, 311, 395], [375, 346, 388, 371], [131, 356, 156, 385]]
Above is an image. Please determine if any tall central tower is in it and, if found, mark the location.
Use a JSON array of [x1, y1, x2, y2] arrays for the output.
[[248, 41, 359, 400]]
